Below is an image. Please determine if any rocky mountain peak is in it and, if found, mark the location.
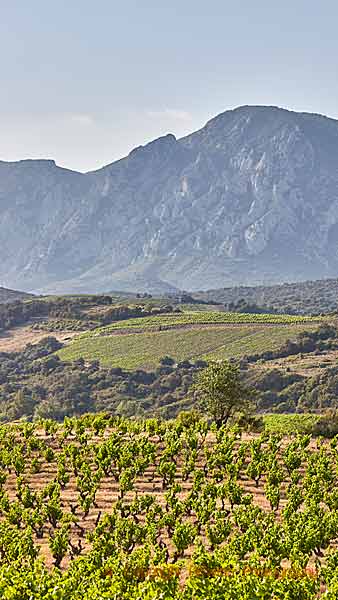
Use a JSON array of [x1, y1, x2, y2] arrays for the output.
[[2, 105, 338, 293], [127, 133, 178, 163]]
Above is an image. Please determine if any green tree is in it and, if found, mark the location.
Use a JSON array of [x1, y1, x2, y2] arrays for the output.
[[194, 361, 253, 427]]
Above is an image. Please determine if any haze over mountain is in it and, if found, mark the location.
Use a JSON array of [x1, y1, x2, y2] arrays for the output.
[[2, 105, 338, 294]]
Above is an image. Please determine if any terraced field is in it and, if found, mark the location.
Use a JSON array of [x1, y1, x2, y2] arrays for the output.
[[81, 310, 319, 337], [59, 317, 319, 369]]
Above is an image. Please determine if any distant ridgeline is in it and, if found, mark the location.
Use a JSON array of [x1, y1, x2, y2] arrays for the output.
[[0, 286, 34, 304], [0, 294, 180, 333], [193, 278, 338, 315]]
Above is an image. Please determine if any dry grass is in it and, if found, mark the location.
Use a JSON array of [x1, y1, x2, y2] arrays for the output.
[[255, 347, 338, 377], [0, 323, 79, 352]]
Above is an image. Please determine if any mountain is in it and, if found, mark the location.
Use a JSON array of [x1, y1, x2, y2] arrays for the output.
[[0, 286, 34, 304], [2, 105, 338, 293]]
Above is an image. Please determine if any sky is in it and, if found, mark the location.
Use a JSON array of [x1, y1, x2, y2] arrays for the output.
[[1, 0, 338, 172]]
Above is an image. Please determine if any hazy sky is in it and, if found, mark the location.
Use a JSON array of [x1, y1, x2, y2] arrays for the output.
[[1, 0, 338, 172]]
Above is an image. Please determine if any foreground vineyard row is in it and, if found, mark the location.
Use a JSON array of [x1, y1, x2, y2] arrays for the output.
[[1, 415, 338, 598]]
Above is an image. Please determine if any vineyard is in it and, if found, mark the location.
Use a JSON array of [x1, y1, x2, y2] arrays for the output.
[[80, 310, 321, 336], [1, 415, 338, 598], [58, 313, 320, 369]]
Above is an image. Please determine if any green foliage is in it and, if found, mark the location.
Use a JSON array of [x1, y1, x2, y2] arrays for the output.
[[77, 309, 319, 337], [2, 320, 338, 428], [312, 410, 338, 437], [0, 418, 334, 597], [263, 414, 320, 435], [194, 361, 254, 426], [194, 277, 338, 316], [0, 293, 175, 335], [59, 323, 313, 369]]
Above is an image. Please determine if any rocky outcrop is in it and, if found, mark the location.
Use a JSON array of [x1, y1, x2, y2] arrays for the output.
[[2, 106, 338, 293]]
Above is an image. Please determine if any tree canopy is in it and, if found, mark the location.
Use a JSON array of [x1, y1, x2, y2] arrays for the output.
[[194, 360, 254, 427]]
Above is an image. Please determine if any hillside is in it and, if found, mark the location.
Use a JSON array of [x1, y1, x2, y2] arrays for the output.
[[59, 321, 317, 370], [193, 277, 338, 315], [1, 295, 338, 421], [0, 286, 34, 303], [3, 106, 338, 292]]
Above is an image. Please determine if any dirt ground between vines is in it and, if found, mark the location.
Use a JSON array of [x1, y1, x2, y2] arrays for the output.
[[3, 430, 332, 571]]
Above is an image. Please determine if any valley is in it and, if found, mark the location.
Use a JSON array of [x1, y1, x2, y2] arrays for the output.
[[0, 292, 337, 424]]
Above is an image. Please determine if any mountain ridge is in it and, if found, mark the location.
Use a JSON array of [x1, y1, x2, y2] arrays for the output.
[[2, 104, 338, 293], [0, 286, 34, 304]]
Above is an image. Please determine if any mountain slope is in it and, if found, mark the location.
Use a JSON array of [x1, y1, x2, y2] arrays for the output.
[[0, 286, 34, 304], [2, 105, 338, 292]]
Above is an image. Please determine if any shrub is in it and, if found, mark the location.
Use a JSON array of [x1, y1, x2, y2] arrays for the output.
[[312, 410, 338, 437]]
